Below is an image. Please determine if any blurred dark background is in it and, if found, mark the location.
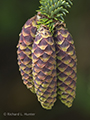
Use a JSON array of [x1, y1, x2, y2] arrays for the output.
[[0, 0, 90, 120]]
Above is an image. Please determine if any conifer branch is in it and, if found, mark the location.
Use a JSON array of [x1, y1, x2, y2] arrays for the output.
[[37, 0, 73, 33]]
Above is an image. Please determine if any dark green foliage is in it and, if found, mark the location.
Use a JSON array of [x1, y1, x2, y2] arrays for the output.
[[37, 0, 73, 32]]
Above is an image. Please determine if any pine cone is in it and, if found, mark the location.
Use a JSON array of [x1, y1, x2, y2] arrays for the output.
[[17, 15, 37, 93], [54, 24, 77, 107], [32, 25, 57, 109]]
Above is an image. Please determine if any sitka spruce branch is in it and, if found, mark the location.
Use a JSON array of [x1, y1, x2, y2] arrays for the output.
[[17, 0, 77, 110], [37, 0, 73, 32]]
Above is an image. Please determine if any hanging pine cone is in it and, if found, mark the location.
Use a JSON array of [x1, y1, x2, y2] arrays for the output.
[[17, 0, 77, 110], [53, 23, 77, 107], [17, 15, 37, 93], [32, 25, 57, 109]]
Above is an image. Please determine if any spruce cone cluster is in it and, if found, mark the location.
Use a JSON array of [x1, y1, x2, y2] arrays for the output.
[[17, 0, 77, 110]]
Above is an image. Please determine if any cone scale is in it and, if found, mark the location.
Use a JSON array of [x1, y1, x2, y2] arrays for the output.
[[32, 25, 57, 109], [53, 24, 77, 107], [17, 15, 37, 93]]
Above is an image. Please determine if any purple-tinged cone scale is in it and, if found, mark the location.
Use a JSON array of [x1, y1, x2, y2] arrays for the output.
[[32, 25, 57, 109], [17, 15, 37, 93], [54, 24, 77, 107]]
